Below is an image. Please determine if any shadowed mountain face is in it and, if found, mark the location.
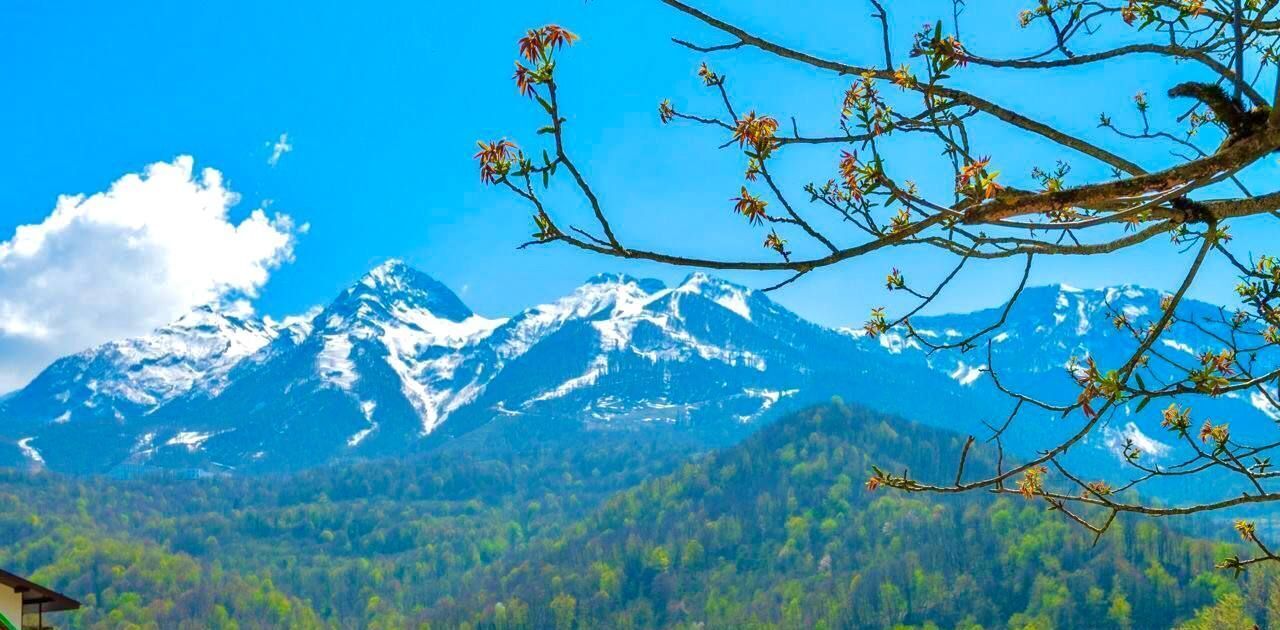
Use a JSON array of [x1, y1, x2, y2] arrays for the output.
[[1, 261, 1274, 482]]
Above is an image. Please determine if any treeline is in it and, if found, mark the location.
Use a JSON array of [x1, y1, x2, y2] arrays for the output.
[[0, 405, 1276, 628]]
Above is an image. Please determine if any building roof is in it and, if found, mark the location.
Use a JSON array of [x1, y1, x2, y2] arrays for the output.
[[0, 569, 80, 613]]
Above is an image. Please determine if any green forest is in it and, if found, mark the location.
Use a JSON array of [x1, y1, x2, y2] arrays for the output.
[[3, 403, 1278, 629]]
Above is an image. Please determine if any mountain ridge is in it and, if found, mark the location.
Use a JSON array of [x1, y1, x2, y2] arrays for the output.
[[2, 261, 1275, 482]]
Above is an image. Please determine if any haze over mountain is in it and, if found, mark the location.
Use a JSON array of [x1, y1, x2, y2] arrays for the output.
[[1, 260, 1274, 482]]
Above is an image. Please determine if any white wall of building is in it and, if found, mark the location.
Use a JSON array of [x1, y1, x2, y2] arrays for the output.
[[0, 587, 22, 630]]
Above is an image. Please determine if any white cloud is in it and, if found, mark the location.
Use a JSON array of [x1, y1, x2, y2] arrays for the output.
[[267, 133, 292, 166], [1252, 386, 1280, 422], [0, 156, 297, 392]]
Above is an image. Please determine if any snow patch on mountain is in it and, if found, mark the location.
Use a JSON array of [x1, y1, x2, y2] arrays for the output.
[[166, 431, 219, 452], [316, 335, 358, 390], [949, 361, 985, 386], [1074, 296, 1090, 335], [16, 438, 44, 465], [1101, 422, 1170, 462], [1105, 286, 1149, 302], [266, 307, 321, 344], [504, 273, 769, 373], [123, 305, 282, 400], [743, 387, 798, 411], [374, 311, 503, 434], [0, 301, 293, 433], [383, 306, 504, 351], [642, 327, 768, 371], [312, 262, 512, 435], [497, 274, 662, 360], [593, 317, 656, 352], [1122, 304, 1148, 319], [347, 401, 378, 447], [389, 351, 461, 435], [678, 272, 753, 320], [130, 432, 158, 460], [531, 356, 610, 404], [732, 388, 800, 423], [879, 332, 919, 354]]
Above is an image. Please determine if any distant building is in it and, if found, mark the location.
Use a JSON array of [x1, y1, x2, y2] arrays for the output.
[[0, 570, 79, 630]]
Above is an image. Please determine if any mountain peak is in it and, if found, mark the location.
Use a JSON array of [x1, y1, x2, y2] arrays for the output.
[[168, 301, 263, 334], [361, 258, 419, 289], [1015, 284, 1163, 313], [1036, 282, 1155, 298], [676, 272, 751, 295], [346, 260, 473, 323], [584, 273, 666, 294], [673, 273, 757, 321]]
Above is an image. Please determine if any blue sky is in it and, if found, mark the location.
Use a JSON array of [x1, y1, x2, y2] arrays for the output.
[[2, 0, 1277, 384]]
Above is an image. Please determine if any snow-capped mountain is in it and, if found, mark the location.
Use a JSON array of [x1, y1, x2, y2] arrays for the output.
[[436, 270, 945, 438], [881, 284, 1280, 494], [138, 264, 972, 472], [0, 260, 967, 473], [0, 304, 282, 431], [2, 261, 1274, 481], [107, 260, 510, 472]]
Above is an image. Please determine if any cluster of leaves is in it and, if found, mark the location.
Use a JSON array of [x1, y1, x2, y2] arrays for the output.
[[1190, 349, 1236, 394], [1020, 1, 1074, 28], [1070, 355, 1127, 417], [1120, 1, 1161, 28], [732, 111, 780, 159], [1236, 254, 1280, 343], [1162, 402, 1195, 435], [1112, 0, 1225, 28], [731, 187, 768, 225], [956, 156, 1004, 201], [837, 150, 880, 204], [863, 306, 890, 337], [840, 73, 893, 137], [514, 25, 578, 97], [1017, 465, 1050, 499], [763, 230, 790, 261], [473, 25, 588, 241], [669, 62, 797, 258], [475, 139, 520, 185], [910, 22, 969, 76]]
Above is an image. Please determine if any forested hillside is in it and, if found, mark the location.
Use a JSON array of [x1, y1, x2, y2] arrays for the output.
[[430, 403, 1280, 629], [2, 405, 1277, 628], [0, 422, 699, 628]]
